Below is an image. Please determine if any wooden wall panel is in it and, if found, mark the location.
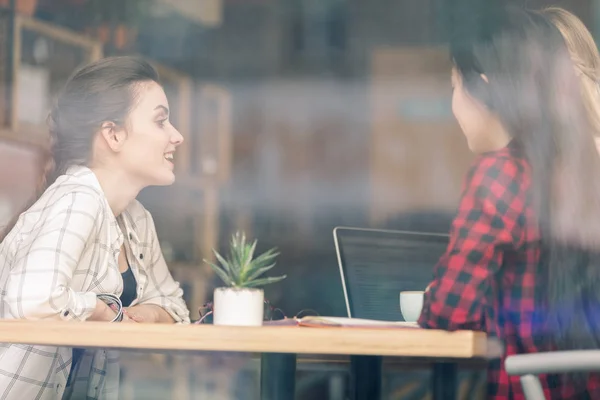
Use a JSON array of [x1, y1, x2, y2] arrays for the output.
[[369, 47, 473, 224], [0, 141, 41, 227]]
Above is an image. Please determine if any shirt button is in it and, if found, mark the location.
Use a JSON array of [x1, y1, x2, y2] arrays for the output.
[[139, 253, 144, 260], [63, 310, 69, 317], [129, 233, 133, 240]]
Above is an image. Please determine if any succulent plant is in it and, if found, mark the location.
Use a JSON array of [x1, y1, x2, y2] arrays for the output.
[[205, 231, 286, 289]]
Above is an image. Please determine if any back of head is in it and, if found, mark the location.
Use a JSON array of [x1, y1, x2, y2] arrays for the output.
[[451, 5, 580, 135], [451, 5, 600, 245], [1, 56, 160, 241], [543, 7, 600, 139], [451, 5, 600, 351]]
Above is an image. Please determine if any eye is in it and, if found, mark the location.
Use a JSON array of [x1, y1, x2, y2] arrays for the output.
[[157, 118, 168, 128]]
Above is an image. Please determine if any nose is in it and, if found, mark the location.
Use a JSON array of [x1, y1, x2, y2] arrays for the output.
[[171, 125, 184, 146]]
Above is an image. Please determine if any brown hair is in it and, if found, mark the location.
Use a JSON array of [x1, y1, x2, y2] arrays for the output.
[[543, 7, 600, 138], [0, 56, 160, 241]]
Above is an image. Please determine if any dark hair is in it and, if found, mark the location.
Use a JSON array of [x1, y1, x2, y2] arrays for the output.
[[0, 56, 160, 241], [451, 5, 600, 353]]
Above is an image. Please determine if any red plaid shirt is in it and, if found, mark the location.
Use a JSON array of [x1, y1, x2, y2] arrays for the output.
[[418, 143, 600, 399]]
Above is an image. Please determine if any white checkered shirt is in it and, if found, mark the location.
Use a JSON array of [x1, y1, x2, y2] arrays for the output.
[[0, 165, 191, 399]]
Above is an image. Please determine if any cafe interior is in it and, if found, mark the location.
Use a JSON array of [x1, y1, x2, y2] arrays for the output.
[[0, 0, 594, 399]]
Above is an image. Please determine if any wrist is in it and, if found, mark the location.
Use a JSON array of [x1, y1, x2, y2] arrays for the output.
[[105, 304, 118, 321], [93, 294, 123, 322], [89, 300, 114, 321]]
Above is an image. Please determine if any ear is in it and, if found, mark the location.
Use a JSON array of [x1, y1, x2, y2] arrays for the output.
[[98, 121, 127, 152], [480, 73, 489, 83]]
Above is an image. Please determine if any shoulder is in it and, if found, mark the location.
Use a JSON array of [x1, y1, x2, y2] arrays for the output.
[[33, 178, 106, 220], [8, 180, 107, 244], [457, 145, 532, 229], [466, 145, 530, 198], [33, 166, 108, 217]]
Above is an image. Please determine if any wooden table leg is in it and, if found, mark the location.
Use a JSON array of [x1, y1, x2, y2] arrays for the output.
[[260, 353, 297, 400], [350, 355, 382, 400], [432, 361, 458, 400]]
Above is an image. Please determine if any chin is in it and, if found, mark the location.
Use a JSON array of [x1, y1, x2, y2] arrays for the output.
[[467, 143, 483, 154], [464, 137, 478, 153]]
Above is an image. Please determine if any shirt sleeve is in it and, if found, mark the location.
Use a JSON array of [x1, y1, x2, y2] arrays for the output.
[[5, 191, 102, 321], [136, 210, 191, 324], [418, 154, 527, 331]]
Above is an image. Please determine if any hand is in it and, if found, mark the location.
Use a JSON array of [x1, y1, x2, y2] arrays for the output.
[[123, 305, 160, 323], [121, 313, 137, 323], [89, 299, 118, 322], [88, 299, 140, 322]]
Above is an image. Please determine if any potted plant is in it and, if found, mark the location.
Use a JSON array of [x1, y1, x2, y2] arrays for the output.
[[205, 231, 286, 326]]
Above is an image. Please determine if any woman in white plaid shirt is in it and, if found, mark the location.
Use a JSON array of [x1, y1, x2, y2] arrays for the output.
[[0, 56, 191, 399]]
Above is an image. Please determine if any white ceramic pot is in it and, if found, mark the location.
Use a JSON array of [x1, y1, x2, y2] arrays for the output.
[[213, 287, 264, 326]]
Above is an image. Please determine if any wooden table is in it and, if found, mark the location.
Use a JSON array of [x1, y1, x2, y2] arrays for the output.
[[0, 320, 492, 400]]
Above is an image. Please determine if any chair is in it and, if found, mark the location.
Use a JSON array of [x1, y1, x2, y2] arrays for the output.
[[505, 350, 600, 399]]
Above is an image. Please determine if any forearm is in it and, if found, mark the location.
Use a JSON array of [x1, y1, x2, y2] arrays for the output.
[[6, 281, 98, 321], [134, 294, 189, 323], [419, 281, 483, 330], [418, 253, 494, 331], [129, 304, 175, 323], [148, 305, 175, 323]]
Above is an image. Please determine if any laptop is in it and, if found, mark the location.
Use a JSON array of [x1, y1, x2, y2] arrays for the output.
[[333, 227, 450, 322]]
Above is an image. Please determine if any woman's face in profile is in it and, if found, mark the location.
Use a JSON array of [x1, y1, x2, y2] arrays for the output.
[[451, 68, 507, 153], [117, 81, 185, 187]]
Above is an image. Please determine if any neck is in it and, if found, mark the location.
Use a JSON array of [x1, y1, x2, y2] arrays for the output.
[[89, 166, 142, 216], [487, 120, 512, 152]]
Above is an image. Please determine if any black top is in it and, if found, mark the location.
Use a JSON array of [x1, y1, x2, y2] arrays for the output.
[[68, 265, 138, 386], [119, 266, 137, 307]]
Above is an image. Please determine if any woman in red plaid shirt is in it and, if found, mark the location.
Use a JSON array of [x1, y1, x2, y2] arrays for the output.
[[417, 5, 600, 400]]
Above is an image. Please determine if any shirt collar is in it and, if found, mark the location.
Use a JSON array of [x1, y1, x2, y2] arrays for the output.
[[65, 165, 103, 192], [65, 165, 141, 245], [119, 209, 141, 245]]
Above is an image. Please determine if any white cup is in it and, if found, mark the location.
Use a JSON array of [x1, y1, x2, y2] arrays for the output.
[[399, 291, 424, 322]]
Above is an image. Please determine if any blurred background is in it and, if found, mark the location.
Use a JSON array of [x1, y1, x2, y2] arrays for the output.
[[0, 0, 594, 398]]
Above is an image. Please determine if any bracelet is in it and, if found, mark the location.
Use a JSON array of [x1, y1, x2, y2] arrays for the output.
[[98, 293, 123, 322]]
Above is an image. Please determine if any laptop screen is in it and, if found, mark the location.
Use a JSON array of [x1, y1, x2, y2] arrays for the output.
[[334, 227, 449, 322]]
